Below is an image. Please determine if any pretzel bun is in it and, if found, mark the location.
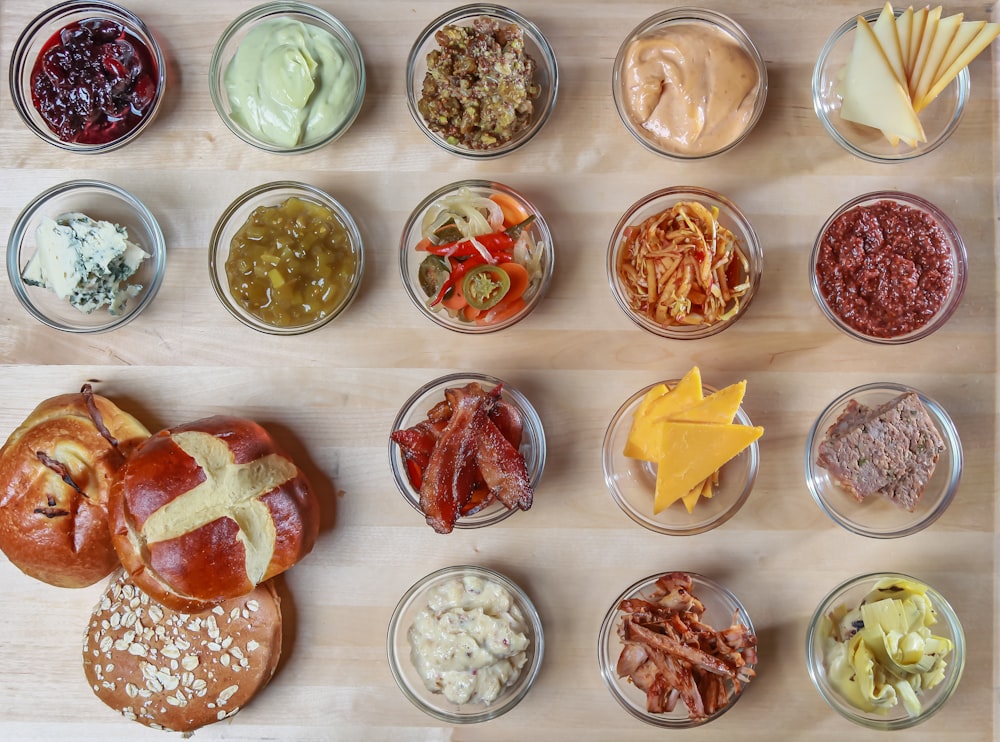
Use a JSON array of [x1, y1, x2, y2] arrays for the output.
[[109, 415, 318, 612], [83, 569, 282, 732], [0, 386, 149, 587]]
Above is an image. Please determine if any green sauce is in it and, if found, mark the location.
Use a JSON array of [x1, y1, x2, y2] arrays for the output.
[[224, 17, 357, 148]]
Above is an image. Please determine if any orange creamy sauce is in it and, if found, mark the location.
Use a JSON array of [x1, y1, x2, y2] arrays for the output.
[[621, 22, 759, 156]]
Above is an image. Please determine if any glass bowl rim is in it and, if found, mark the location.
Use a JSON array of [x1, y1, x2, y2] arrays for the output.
[[810, 7, 969, 164], [809, 189, 968, 345], [611, 6, 768, 160], [208, 0, 367, 155], [6, 178, 166, 333], [8, 0, 167, 154], [207, 179, 365, 335], [386, 563, 545, 723], [404, 2, 559, 159], [803, 381, 963, 538]]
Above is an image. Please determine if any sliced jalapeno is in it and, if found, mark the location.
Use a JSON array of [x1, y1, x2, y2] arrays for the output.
[[461, 264, 511, 310], [418, 255, 450, 298]]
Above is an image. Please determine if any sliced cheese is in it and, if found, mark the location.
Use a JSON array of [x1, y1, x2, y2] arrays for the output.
[[624, 367, 702, 459], [912, 11, 962, 102], [653, 422, 763, 513], [840, 17, 926, 144], [915, 21, 1000, 111], [873, 2, 906, 84], [897, 6, 914, 68], [669, 380, 746, 424], [907, 6, 929, 78], [681, 478, 715, 514], [908, 6, 942, 96]]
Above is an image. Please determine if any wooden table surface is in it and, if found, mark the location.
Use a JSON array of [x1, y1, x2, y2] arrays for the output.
[[1, 1, 997, 739]]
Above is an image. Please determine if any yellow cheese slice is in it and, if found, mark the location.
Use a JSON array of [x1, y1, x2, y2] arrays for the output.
[[653, 422, 763, 513], [915, 21, 1000, 111], [624, 367, 702, 459], [681, 478, 714, 514], [840, 17, 926, 144], [873, 2, 906, 84], [908, 6, 942, 97], [907, 6, 929, 78], [669, 380, 746, 424], [897, 7, 914, 69], [912, 11, 962, 102], [929, 19, 986, 87]]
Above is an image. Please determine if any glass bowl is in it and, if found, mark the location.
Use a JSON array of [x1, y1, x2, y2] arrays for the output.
[[812, 8, 969, 163], [208, 181, 364, 335], [8, 1, 166, 153], [386, 564, 544, 723], [399, 180, 554, 333], [810, 191, 967, 344], [603, 378, 759, 535], [806, 572, 965, 729], [405, 3, 558, 158], [6, 180, 166, 333], [598, 571, 757, 727], [388, 372, 546, 531], [612, 8, 767, 160], [607, 186, 762, 339], [805, 382, 962, 539], [209, 1, 365, 154]]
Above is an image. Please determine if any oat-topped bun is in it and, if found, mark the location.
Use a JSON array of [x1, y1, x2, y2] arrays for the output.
[[109, 415, 318, 612], [83, 569, 282, 732], [0, 384, 149, 588]]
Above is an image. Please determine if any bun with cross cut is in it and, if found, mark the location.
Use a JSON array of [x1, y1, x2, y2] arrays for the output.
[[0, 384, 150, 588], [108, 415, 319, 612]]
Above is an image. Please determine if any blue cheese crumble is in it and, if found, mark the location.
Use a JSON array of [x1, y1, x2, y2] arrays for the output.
[[21, 212, 150, 315]]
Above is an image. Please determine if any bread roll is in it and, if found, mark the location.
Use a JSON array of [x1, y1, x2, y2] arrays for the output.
[[109, 415, 319, 612], [83, 568, 282, 732], [0, 385, 149, 587]]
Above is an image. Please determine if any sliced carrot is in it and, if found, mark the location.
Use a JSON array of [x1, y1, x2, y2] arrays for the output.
[[498, 261, 529, 302], [490, 192, 531, 228], [415, 237, 434, 252], [462, 304, 483, 322], [477, 297, 526, 325]]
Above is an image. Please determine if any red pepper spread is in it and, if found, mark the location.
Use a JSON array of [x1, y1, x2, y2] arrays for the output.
[[815, 200, 953, 338]]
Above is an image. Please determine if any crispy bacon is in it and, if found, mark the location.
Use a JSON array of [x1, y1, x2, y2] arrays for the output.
[[391, 382, 532, 533]]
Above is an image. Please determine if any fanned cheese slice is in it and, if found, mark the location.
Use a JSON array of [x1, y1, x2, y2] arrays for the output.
[[915, 21, 1000, 111], [912, 11, 962, 102], [669, 380, 746, 424], [897, 7, 914, 68], [873, 2, 906, 84], [907, 6, 929, 77], [840, 17, 926, 144], [653, 422, 763, 513], [908, 6, 942, 97], [624, 367, 702, 459]]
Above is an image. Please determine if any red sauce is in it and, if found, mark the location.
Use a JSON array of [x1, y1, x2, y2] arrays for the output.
[[30, 18, 159, 145], [815, 200, 953, 338]]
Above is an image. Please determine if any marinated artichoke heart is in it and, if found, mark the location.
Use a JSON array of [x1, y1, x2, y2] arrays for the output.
[[821, 578, 953, 718]]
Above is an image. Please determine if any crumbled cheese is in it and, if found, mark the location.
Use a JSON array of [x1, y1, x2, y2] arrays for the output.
[[21, 212, 149, 314]]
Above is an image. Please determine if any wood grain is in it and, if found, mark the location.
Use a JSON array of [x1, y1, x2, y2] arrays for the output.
[[0, 1, 996, 740]]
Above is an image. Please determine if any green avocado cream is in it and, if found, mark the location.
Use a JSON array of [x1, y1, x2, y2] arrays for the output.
[[224, 17, 357, 148]]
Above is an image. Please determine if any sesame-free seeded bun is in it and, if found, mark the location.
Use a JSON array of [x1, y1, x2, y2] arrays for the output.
[[83, 569, 282, 732]]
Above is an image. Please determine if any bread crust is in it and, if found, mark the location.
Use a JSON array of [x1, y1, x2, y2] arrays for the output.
[[109, 415, 319, 611], [83, 569, 282, 732], [0, 387, 149, 587]]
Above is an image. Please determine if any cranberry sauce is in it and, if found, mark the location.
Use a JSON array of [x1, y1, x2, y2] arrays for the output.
[[30, 18, 159, 145]]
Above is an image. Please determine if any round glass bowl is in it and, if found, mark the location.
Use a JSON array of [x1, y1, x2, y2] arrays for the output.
[[387, 564, 544, 723], [812, 8, 969, 163], [6, 180, 166, 333], [612, 8, 767, 160], [608, 186, 762, 339], [805, 382, 962, 539], [9, 1, 166, 153], [599, 571, 757, 727], [603, 380, 759, 535], [810, 191, 967, 344], [388, 372, 546, 530], [405, 3, 558, 158], [208, 181, 364, 335], [806, 572, 965, 729], [399, 180, 554, 333], [209, 1, 365, 154]]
